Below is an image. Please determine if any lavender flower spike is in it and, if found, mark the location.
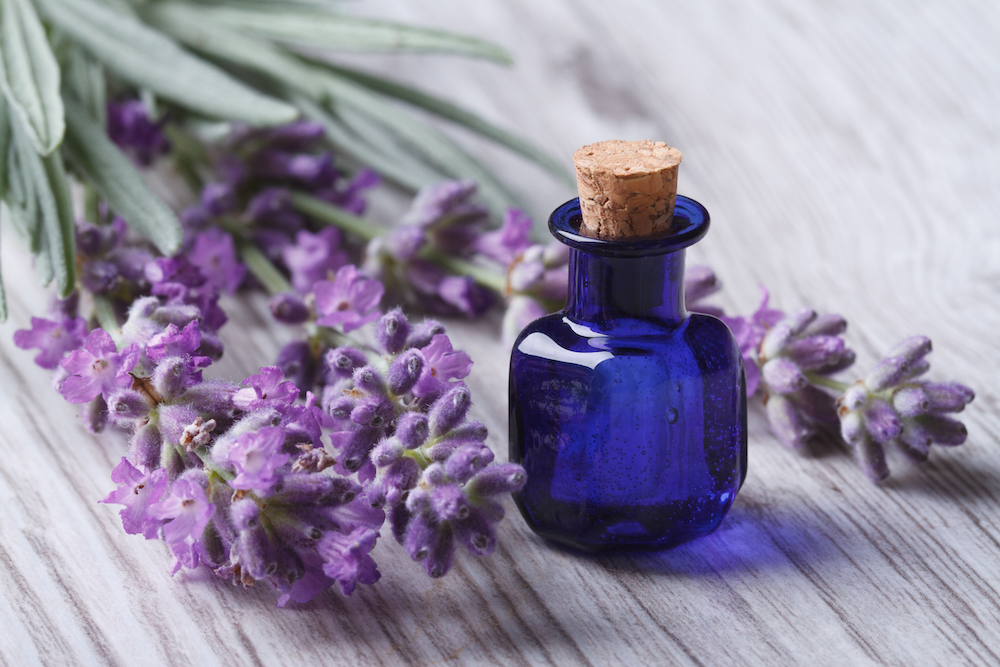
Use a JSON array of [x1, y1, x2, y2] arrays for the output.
[[837, 337, 975, 482], [758, 308, 854, 449]]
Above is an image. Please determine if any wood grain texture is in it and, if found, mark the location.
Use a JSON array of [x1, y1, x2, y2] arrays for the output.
[[2, 1, 999, 665]]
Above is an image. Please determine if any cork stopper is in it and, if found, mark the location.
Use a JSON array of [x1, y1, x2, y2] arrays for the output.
[[573, 140, 682, 240]]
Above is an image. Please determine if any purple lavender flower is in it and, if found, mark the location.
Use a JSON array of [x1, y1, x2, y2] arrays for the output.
[[837, 336, 975, 481], [232, 366, 300, 411], [101, 458, 168, 538], [107, 100, 170, 165], [14, 316, 88, 370], [314, 265, 384, 332], [412, 333, 473, 397], [269, 293, 311, 325], [229, 426, 291, 492], [282, 228, 348, 294], [475, 208, 533, 265], [758, 308, 855, 449], [189, 228, 246, 295], [317, 527, 381, 595], [148, 477, 216, 572], [58, 329, 139, 404]]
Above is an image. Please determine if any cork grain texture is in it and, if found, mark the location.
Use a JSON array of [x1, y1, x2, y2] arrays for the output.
[[574, 139, 682, 239]]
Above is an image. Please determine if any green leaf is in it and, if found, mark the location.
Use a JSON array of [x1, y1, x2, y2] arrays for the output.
[[10, 111, 75, 296], [0, 0, 65, 154], [34, 0, 298, 125], [145, 4, 522, 214], [64, 44, 105, 128], [295, 95, 446, 192], [307, 61, 572, 185], [63, 95, 183, 255], [191, 3, 512, 63], [0, 97, 10, 203]]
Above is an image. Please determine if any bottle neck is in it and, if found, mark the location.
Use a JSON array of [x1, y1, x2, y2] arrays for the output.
[[564, 247, 688, 330]]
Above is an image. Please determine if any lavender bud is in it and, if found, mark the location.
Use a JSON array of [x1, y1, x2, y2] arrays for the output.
[[898, 425, 931, 459], [431, 484, 470, 521], [269, 293, 310, 325], [863, 356, 910, 393], [840, 383, 868, 412], [760, 322, 794, 360], [856, 434, 889, 483], [423, 462, 448, 486], [784, 336, 845, 371], [454, 507, 497, 556], [840, 410, 865, 445], [405, 513, 437, 561], [424, 523, 455, 578], [787, 308, 818, 336], [395, 412, 429, 448], [896, 430, 930, 463], [387, 350, 424, 395], [350, 396, 394, 429], [863, 399, 902, 444], [383, 458, 420, 502], [467, 464, 527, 497], [429, 385, 472, 436], [761, 358, 807, 395], [325, 394, 356, 421], [276, 341, 315, 394], [814, 348, 856, 376], [271, 473, 334, 503], [425, 438, 468, 463], [802, 313, 847, 337], [372, 440, 403, 467], [902, 358, 931, 382], [353, 365, 387, 396], [315, 477, 361, 506], [924, 382, 975, 413], [127, 424, 162, 471], [445, 445, 494, 484], [913, 414, 968, 447], [475, 497, 505, 523], [405, 486, 431, 514], [323, 347, 367, 380], [892, 387, 930, 417], [237, 525, 274, 580], [407, 320, 445, 350], [442, 421, 488, 444], [81, 395, 107, 434], [767, 395, 814, 449], [152, 356, 193, 401], [887, 336, 932, 365], [338, 427, 381, 471], [376, 308, 410, 354], [389, 501, 412, 544], [231, 498, 260, 531], [107, 389, 151, 421]]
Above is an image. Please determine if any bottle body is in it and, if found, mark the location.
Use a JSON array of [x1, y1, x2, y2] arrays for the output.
[[509, 197, 747, 552]]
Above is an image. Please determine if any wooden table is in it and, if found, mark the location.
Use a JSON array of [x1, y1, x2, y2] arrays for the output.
[[2, 1, 998, 664]]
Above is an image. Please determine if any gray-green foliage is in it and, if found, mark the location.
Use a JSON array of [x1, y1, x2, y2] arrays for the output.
[[0, 0, 564, 321]]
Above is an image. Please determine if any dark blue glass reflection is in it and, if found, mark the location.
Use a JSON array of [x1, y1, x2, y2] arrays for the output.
[[509, 197, 747, 552]]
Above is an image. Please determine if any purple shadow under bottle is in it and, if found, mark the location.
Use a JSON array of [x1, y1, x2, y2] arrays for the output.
[[509, 141, 747, 552]]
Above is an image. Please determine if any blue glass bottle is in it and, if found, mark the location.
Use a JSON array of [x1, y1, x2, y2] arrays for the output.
[[509, 196, 747, 552]]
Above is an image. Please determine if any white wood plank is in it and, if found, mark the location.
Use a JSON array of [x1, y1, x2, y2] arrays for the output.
[[1, 1, 998, 665]]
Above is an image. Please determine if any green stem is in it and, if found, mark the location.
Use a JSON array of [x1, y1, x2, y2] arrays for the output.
[[805, 372, 850, 394], [237, 240, 292, 295], [84, 185, 101, 225], [291, 192, 378, 241], [420, 247, 506, 295]]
